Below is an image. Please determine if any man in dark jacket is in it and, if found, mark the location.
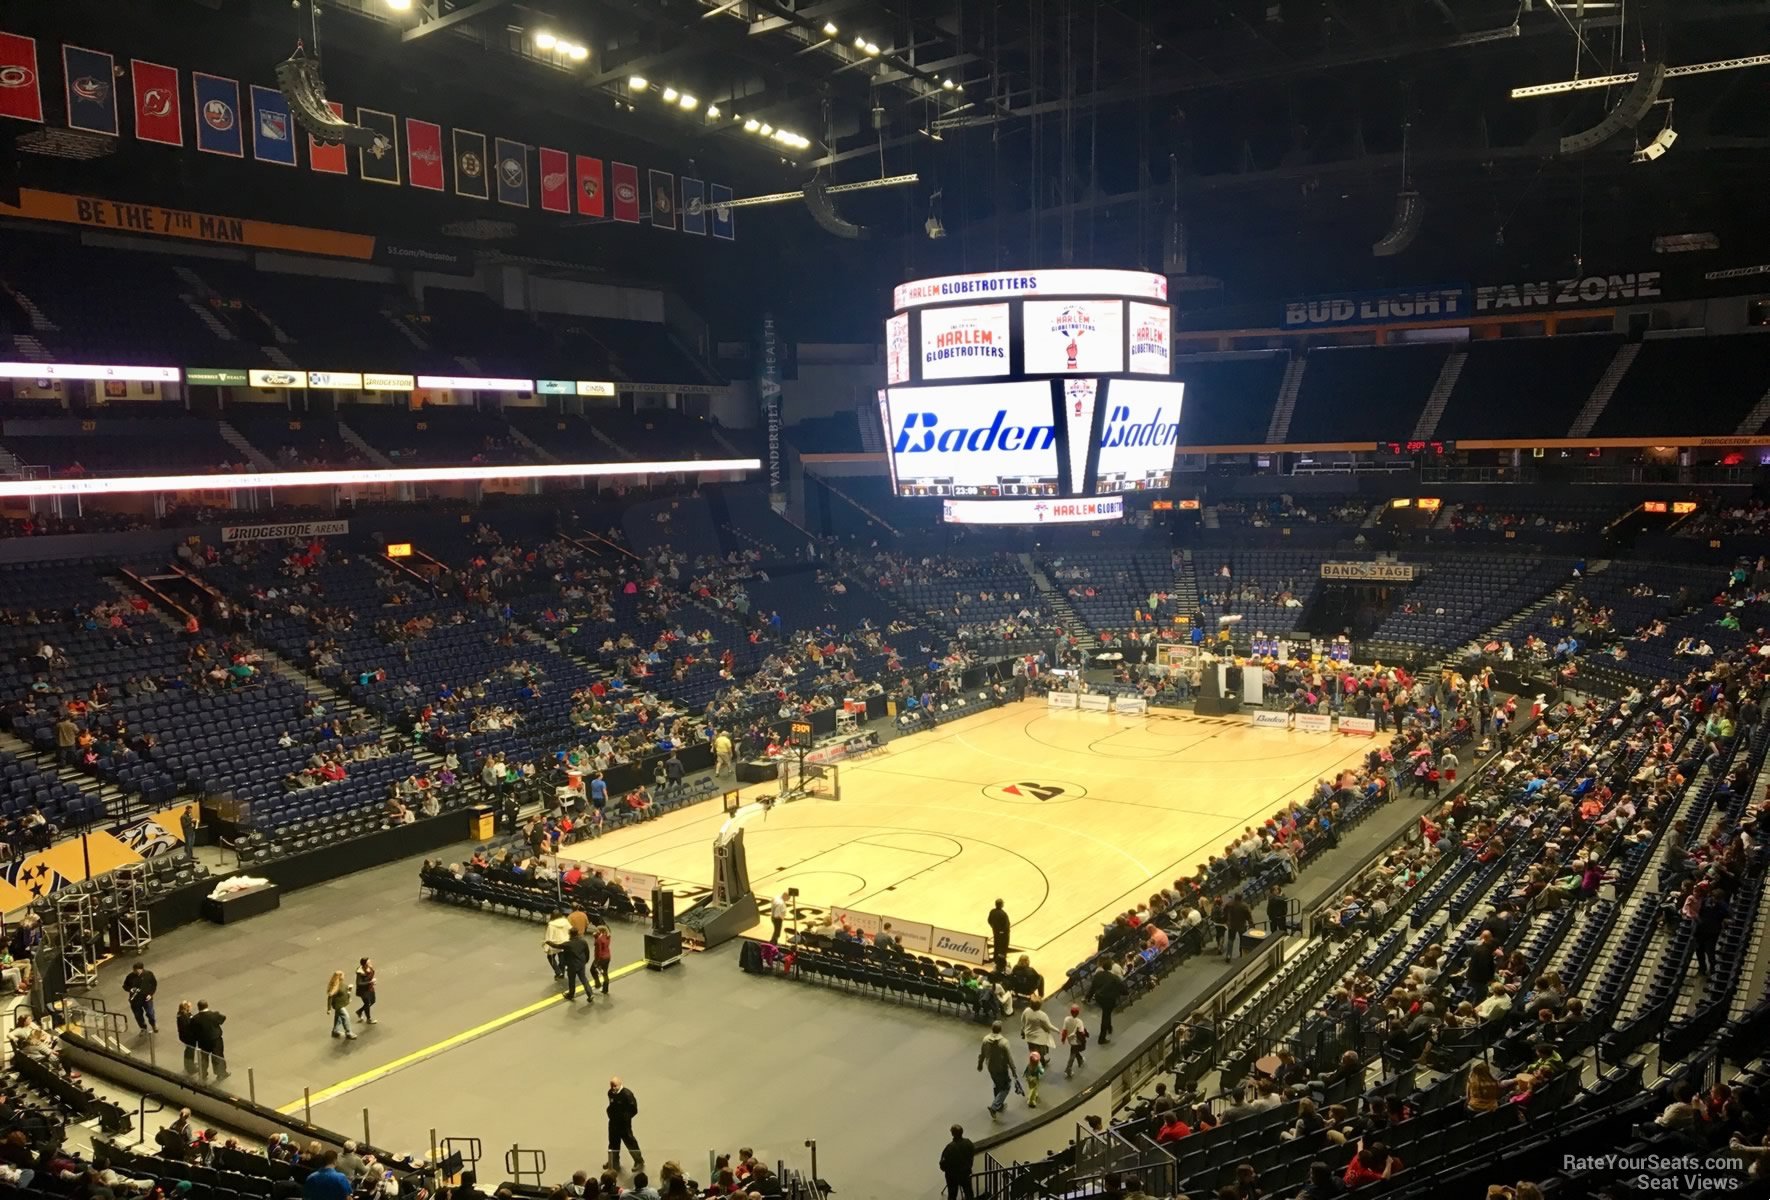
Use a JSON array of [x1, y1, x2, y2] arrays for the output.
[[1086, 964, 1127, 1045], [1223, 894, 1252, 962], [561, 930, 593, 1004], [605, 1077, 642, 1173], [938, 1125, 975, 1200], [190, 1000, 228, 1080], [124, 961, 158, 1033], [987, 900, 1011, 972]]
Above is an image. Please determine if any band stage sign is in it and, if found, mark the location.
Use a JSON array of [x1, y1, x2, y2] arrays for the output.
[[221, 519, 350, 543], [1321, 561, 1417, 582]]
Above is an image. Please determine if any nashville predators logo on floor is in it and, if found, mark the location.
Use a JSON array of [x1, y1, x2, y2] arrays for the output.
[[983, 779, 1087, 804]]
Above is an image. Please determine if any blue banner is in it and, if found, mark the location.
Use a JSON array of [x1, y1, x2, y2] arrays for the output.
[[191, 72, 242, 157], [249, 84, 296, 166], [680, 177, 706, 236], [62, 44, 118, 136], [709, 182, 734, 242], [494, 137, 528, 208], [1282, 284, 1472, 329]]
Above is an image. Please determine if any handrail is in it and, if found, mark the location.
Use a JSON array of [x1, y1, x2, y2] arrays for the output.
[[135, 1095, 165, 1145]]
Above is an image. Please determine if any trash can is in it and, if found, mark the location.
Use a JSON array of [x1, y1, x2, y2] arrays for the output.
[[468, 804, 495, 841]]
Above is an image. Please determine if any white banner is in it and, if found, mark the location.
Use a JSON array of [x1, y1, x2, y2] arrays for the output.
[[1023, 299, 1125, 374], [919, 303, 1012, 380], [1296, 713, 1333, 734], [1252, 711, 1290, 730], [1115, 695, 1148, 715], [1047, 691, 1079, 710], [1339, 716, 1377, 737], [885, 313, 911, 385], [1078, 692, 1111, 712], [930, 926, 992, 964], [832, 906, 881, 940], [1128, 301, 1172, 376], [588, 863, 660, 899], [221, 519, 349, 543], [1321, 561, 1417, 582]]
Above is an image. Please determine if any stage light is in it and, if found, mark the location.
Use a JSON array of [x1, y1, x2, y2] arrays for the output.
[[629, 76, 649, 90], [568, 44, 588, 61], [662, 86, 679, 101], [535, 31, 556, 49], [823, 21, 839, 36], [853, 36, 866, 48], [759, 123, 773, 135], [679, 93, 698, 110], [1634, 125, 1678, 162], [744, 118, 760, 132], [863, 42, 880, 55], [941, 78, 955, 90], [385, 0, 411, 9], [706, 103, 721, 117]]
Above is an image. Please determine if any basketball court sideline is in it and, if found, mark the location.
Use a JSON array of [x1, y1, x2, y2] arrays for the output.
[[562, 699, 1374, 969]]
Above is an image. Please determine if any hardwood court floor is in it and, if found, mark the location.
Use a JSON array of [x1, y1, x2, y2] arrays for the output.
[[564, 699, 1373, 971]]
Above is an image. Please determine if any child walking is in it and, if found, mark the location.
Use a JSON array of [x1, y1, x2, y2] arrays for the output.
[[1060, 1004, 1089, 1078], [1023, 1050, 1045, 1108]]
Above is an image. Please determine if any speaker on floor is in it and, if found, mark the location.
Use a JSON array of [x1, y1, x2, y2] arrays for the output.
[[651, 886, 675, 933]]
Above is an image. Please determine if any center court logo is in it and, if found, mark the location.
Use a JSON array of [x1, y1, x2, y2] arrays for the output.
[[894, 410, 1056, 454], [983, 779, 1087, 803]]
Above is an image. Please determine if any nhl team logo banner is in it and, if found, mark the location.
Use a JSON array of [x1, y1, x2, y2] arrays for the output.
[[453, 127, 487, 199], [250, 83, 297, 166], [648, 168, 675, 230], [62, 44, 118, 136], [0, 32, 44, 124], [357, 107, 400, 185], [129, 59, 180, 146], [611, 161, 640, 223], [709, 182, 735, 241], [494, 136, 528, 207], [308, 99, 348, 174], [406, 118, 444, 190], [679, 176, 706, 236], [538, 146, 570, 213], [191, 71, 242, 157], [574, 155, 604, 217]]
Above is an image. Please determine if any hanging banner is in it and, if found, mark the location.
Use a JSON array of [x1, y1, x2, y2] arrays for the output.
[[406, 118, 445, 191], [356, 107, 400, 184], [758, 312, 783, 512], [250, 83, 297, 166], [649, 168, 676, 229], [709, 182, 734, 241], [62, 44, 119, 137], [192, 72, 242, 157], [0, 32, 44, 123], [680, 176, 706, 236], [494, 137, 528, 207], [575, 154, 604, 217], [308, 100, 348, 175], [538, 147, 570, 213], [0, 188, 375, 259], [130, 59, 181, 146], [611, 162, 640, 223], [1320, 561, 1416, 582], [1283, 285, 1471, 329], [452, 127, 488, 198]]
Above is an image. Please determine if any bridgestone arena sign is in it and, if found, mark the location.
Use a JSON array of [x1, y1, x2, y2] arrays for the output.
[[221, 520, 350, 543], [1321, 561, 1416, 582]]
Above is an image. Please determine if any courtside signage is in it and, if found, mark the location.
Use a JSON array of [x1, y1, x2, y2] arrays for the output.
[[919, 303, 1011, 380], [894, 268, 1168, 310], [1252, 711, 1290, 730], [931, 927, 991, 964]]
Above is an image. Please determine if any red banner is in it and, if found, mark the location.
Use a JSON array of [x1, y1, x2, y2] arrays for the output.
[[308, 100, 347, 175], [612, 161, 639, 224], [0, 32, 43, 123], [406, 118, 444, 191], [538, 147, 570, 214], [575, 155, 604, 217], [130, 59, 181, 146]]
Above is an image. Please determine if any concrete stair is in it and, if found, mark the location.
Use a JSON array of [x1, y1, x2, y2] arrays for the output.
[[217, 420, 277, 471], [1264, 353, 1307, 443], [9, 333, 54, 363], [1735, 381, 1770, 436], [1410, 350, 1467, 441], [1566, 342, 1640, 438], [336, 420, 394, 467]]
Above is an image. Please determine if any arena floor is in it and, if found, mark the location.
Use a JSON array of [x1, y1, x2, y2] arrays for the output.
[[567, 699, 1375, 969]]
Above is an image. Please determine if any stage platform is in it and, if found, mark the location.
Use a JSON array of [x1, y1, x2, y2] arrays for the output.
[[559, 699, 1374, 970]]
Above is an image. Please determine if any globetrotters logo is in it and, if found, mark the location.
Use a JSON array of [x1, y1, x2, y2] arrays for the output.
[[1048, 305, 1098, 369]]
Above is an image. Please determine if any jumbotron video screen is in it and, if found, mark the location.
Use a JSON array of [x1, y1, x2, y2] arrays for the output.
[[881, 269, 1182, 524]]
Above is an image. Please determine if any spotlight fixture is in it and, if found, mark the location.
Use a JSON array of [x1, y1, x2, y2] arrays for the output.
[[744, 118, 760, 132], [569, 44, 587, 61], [759, 123, 774, 135], [941, 78, 955, 90], [535, 31, 556, 49], [629, 76, 649, 91], [1634, 125, 1678, 162], [706, 103, 721, 117], [662, 86, 679, 101], [853, 36, 866, 48], [863, 42, 880, 55], [385, 0, 412, 9], [679, 93, 698, 110], [823, 21, 839, 36]]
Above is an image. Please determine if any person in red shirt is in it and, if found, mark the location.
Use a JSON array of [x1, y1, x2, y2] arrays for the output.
[[1154, 1112, 1191, 1144], [1342, 1142, 1402, 1188]]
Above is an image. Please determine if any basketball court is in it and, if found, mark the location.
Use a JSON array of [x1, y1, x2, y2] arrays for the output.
[[563, 699, 1374, 970]]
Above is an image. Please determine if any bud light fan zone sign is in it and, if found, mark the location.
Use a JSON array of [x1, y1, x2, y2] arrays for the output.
[[1022, 299, 1124, 374], [1096, 379, 1184, 493], [884, 381, 1059, 498], [919, 303, 1010, 380]]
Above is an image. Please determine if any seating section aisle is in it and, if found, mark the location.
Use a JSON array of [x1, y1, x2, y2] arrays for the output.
[[1436, 334, 1624, 441], [1174, 353, 1288, 445], [1365, 553, 1573, 660], [1593, 333, 1770, 437], [1285, 344, 1450, 443], [339, 405, 530, 465]]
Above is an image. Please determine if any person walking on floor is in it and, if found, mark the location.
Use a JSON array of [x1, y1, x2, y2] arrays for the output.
[[1087, 960, 1126, 1045], [175, 1001, 199, 1075], [939, 1125, 976, 1200], [326, 971, 357, 1040], [770, 894, 788, 943], [988, 900, 1011, 973], [354, 958, 377, 1024], [605, 1076, 643, 1173], [1023, 1050, 1046, 1108], [1060, 1005, 1089, 1078], [561, 928, 593, 1003], [545, 911, 572, 979], [978, 1021, 1015, 1118], [590, 924, 613, 995], [191, 999, 227, 1080], [124, 960, 158, 1033], [1021, 1001, 1058, 1061]]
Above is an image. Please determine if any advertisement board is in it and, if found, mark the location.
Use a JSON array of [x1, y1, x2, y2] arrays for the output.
[[1078, 692, 1112, 712], [885, 381, 1059, 497], [885, 312, 911, 385], [305, 371, 363, 390], [0, 362, 180, 383], [1339, 717, 1377, 737], [248, 369, 306, 389], [221, 519, 350, 543], [931, 927, 992, 964], [1022, 299, 1125, 374], [1096, 379, 1184, 493], [1296, 713, 1333, 734], [1115, 695, 1148, 715], [1127, 301, 1172, 375], [1252, 711, 1290, 730], [942, 495, 1124, 525], [893, 268, 1168, 310], [1047, 691, 1080, 709], [918, 303, 1011, 380], [363, 372, 416, 391]]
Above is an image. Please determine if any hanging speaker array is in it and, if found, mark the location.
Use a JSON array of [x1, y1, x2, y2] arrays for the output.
[[1372, 190, 1423, 258], [1559, 63, 1666, 156]]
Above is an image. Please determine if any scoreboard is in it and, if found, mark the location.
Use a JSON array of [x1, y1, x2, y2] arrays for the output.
[[882, 269, 1182, 523]]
